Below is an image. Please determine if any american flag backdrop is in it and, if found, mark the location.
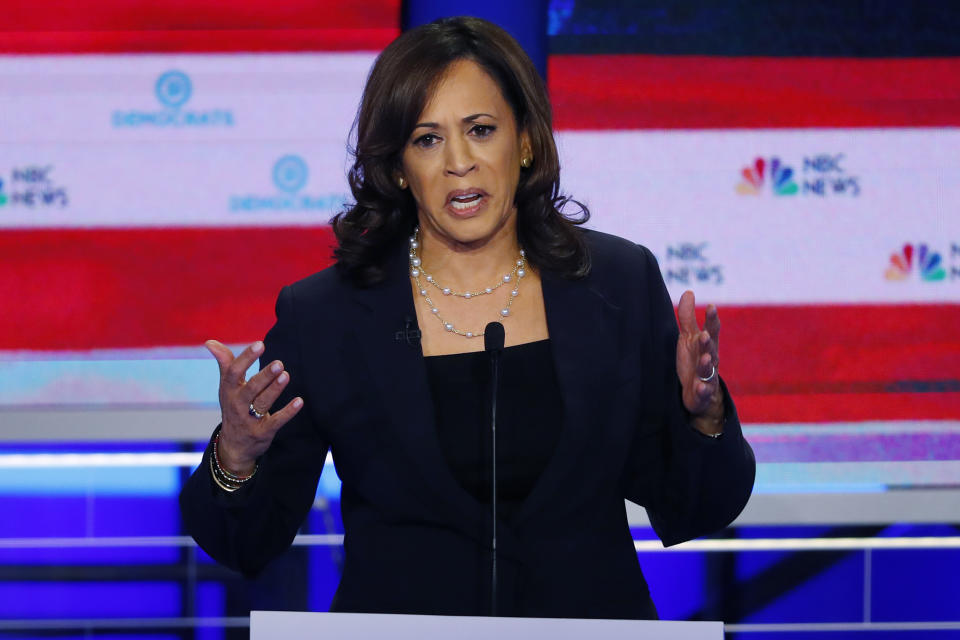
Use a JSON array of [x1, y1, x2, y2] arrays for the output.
[[1, 1, 959, 493]]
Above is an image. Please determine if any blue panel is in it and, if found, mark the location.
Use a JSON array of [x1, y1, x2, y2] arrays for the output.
[[637, 550, 705, 620], [316, 464, 342, 502], [91, 496, 179, 536], [196, 581, 226, 640], [308, 545, 341, 613], [0, 545, 179, 566], [194, 545, 221, 565], [0, 467, 180, 497], [0, 582, 181, 618], [0, 495, 178, 540], [0, 356, 219, 407], [545, 0, 960, 57], [306, 502, 342, 610], [735, 526, 834, 582], [307, 508, 342, 612], [0, 496, 88, 537], [304, 496, 343, 535], [402, 0, 550, 79], [872, 548, 960, 621], [880, 523, 959, 538], [629, 526, 658, 540], [0, 636, 182, 640], [0, 442, 182, 453], [740, 551, 865, 623]]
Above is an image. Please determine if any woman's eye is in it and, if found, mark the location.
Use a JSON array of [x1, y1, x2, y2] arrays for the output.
[[471, 124, 496, 138], [413, 133, 440, 148]]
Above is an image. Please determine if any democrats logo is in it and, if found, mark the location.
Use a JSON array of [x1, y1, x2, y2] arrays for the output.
[[112, 70, 234, 128], [273, 155, 309, 193], [737, 154, 860, 198], [885, 243, 948, 282], [155, 71, 192, 108], [229, 155, 348, 212], [0, 166, 69, 209]]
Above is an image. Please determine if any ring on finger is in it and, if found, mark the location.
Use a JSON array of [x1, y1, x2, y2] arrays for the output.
[[248, 402, 267, 420], [698, 363, 717, 383]]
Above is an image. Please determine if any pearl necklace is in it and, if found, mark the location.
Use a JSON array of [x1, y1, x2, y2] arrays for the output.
[[408, 228, 526, 339]]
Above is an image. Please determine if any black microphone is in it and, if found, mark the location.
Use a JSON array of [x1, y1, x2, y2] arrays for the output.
[[484, 321, 505, 354], [484, 321, 504, 616]]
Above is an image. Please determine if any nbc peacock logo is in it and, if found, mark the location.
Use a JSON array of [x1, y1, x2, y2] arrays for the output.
[[736, 157, 799, 196], [885, 243, 946, 282]]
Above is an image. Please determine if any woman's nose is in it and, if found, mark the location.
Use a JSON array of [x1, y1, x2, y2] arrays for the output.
[[444, 136, 477, 176]]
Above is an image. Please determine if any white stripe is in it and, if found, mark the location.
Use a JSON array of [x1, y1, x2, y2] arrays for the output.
[[0, 451, 334, 467], [0, 453, 202, 468], [0, 534, 346, 549], [726, 622, 960, 632], [0, 534, 956, 552], [635, 536, 960, 552], [743, 420, 960, 436]]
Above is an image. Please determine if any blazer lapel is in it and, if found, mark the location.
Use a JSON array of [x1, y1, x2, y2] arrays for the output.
[[347, 240, 489, 537], [512, 266, 624, 529]]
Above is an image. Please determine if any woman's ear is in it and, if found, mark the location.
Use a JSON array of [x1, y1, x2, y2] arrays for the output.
[[520, 130, 532, 159], [519, 131, 534, 169]]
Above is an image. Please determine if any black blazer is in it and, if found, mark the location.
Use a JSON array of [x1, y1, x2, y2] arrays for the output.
[[180, 228, 755, 619]]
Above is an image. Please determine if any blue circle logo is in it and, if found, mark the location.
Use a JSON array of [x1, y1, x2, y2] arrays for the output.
[[272, 155, 308, 193], [155, 71, 192, 108]]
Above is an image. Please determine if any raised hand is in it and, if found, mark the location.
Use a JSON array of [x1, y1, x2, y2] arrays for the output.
[[675, 290, 723, 433], [205, 339, 304, 476]]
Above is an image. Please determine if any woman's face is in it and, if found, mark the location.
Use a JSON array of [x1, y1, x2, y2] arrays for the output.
[[400, 59, 531, 249]]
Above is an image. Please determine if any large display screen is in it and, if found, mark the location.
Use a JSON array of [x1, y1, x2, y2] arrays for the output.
[[2, 0, 959, 632]]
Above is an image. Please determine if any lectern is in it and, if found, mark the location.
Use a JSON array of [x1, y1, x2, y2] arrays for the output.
[[251, 611, 723, 639]]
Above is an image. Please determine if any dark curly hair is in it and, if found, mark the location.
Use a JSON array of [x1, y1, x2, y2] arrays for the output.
[[331, 16, 590, 287]]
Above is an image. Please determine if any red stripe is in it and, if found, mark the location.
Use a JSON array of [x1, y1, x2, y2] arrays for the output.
[[0, 30, 398, 54], [0, 227, 337, 351], [1, 0, 398, 53], [549, 55, 960, 129], [707, 304, 960, 422], [735, 392, 960, 423], [1, 228, 957, 423]]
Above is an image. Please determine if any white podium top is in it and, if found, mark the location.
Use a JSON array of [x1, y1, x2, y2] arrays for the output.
[[251, 611, 723, 639]]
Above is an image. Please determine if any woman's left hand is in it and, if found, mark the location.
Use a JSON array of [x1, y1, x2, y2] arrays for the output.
[[676, 290, 724, 434]]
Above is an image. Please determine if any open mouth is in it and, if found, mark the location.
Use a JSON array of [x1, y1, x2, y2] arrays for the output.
[[449, 193, 484, 211]]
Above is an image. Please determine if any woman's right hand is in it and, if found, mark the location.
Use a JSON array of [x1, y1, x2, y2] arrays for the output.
[[204, 339, 304, 476]]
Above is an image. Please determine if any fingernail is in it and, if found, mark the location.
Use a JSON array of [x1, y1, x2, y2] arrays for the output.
[[252, 341, 264, 353], [271, 363, 282, 374], [277, 372, 289, 384], [293, 397, 303, 408]]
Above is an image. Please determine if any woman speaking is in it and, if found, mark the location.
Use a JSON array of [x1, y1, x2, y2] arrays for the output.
[[180, 16, 755, 619]]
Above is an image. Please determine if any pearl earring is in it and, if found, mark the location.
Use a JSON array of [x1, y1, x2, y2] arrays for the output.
[[397, 176, 407, 189]]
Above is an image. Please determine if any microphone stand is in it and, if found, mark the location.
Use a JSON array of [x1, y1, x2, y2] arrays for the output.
[[484, 322, 504, 617]]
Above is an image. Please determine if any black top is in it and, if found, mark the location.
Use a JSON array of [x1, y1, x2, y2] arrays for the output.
[[424, 339, 562, 524]]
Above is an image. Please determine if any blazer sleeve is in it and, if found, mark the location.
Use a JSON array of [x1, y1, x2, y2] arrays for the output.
[[179, 284, 329, 576], [622, 245, 755, 546]]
